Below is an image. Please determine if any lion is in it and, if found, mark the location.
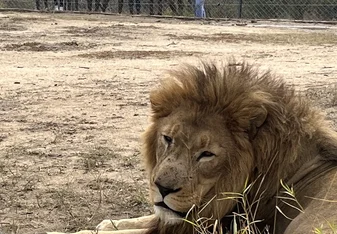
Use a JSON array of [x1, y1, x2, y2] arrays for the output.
[[49, 61, 337, 234]]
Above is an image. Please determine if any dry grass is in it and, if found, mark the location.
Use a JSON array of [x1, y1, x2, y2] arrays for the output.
[[0, 145, 151, 233], [3, 41, 98, 52], [78, 146, 119, 172], [166, 32, 337, 45], [77, 50, 200, 60]]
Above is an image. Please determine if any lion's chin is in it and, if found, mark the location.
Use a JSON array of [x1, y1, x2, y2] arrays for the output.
[[154, 205, 185, 225]]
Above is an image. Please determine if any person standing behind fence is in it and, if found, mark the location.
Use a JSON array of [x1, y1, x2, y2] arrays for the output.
[[118, 0, 140, 14], [195, 0, 205, 18], [64, 0, 79, 11], [54, 0, 64, 10]]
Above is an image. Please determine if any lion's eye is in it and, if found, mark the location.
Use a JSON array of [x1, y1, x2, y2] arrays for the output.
[[163, 135, 173, 144], [197, 151, 215, 162]]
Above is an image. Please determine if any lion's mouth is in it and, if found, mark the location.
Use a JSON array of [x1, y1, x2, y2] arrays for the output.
[[155, 202, 187, 217]]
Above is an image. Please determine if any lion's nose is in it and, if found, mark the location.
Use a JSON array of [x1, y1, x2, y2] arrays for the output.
[[155, 181, 181, 198]]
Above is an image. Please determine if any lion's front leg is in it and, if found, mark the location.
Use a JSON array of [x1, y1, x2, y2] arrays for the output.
[[46, 214, 155, 234], [96, 214, 156, 231]]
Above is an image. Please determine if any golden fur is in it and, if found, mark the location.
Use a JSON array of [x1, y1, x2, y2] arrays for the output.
[[141, 61, 337, 234]]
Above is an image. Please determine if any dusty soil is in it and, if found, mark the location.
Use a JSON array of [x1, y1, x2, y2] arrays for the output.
[[0, 11, 337, 234]]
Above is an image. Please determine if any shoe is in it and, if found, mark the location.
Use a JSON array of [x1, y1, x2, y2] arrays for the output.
[[59, 6, 64, 11], [54, 5, 59, 10]]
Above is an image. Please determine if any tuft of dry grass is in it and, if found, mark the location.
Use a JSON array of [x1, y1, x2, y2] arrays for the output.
[[183, 177, 269, 234], [78, 146, 119, 172], [185, 178, 309, 234]]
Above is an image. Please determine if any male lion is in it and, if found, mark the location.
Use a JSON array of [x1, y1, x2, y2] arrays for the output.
[[49, 61, 337, 234]]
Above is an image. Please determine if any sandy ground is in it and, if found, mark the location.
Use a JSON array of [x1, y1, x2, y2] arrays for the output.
[[0, 11, 337, 234]]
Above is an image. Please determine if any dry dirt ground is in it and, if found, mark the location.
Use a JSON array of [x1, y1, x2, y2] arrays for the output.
[[0, 11, 337, 234]]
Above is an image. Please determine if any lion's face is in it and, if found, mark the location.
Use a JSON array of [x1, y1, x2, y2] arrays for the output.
[[147, 107, 253, 223]]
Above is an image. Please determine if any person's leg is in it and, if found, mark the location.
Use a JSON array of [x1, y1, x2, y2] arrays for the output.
[[44, 0, 48, 9], [74, 0, 79, 10], [101, 0, 109, 12], [128, 0, 134, 14], [118, 0, 123, 13], [54, 0, 59, 10], [59, 0, 64, 10], [135, 0, 140, 14], [195, 0, 205, 17], [202, 2, 206, 18], [36, 0, 41, 10]]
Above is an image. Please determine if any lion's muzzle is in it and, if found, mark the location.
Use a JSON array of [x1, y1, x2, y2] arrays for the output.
[[155, 181, 182, 198]]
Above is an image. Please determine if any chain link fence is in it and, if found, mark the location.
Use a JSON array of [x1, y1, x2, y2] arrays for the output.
[[1, 0, 337, 20]]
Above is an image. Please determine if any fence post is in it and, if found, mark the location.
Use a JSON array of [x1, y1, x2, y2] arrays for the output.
[[238, 0, 243, 18]]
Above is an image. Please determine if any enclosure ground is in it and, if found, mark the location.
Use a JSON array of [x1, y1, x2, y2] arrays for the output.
[[0, 11, 337, 234]]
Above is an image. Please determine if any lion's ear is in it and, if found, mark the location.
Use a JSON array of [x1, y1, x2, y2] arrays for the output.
[[247, 107, 268, 140]]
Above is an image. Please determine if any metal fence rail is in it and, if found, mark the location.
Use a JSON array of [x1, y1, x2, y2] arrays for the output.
[[1, 0, 337, 20]]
